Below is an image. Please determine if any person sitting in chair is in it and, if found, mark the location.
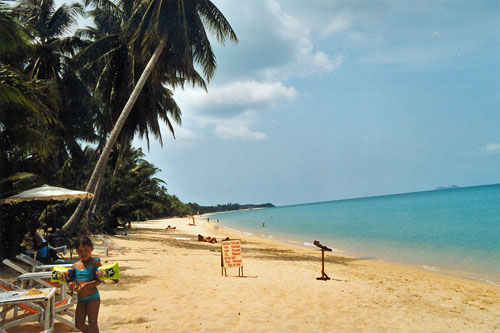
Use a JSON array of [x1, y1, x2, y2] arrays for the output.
[[35, 232, 66, 264]]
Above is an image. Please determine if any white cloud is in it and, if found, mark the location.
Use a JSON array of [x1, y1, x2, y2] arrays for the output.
[[175, 127, 199, 141], [171, 81, 297, 141], [257, 0, 342, 80], [160, 0, 345, 142], [216, 124, 266, 141], [174, 81, 298, 116], [195, 110, 266, 141], [481, 143, 500, 154], [321, 16, 351, 38], [215, 110, 266, 140]]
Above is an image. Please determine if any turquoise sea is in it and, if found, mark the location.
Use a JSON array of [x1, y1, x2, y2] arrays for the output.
[[210, 184, 500, 285]]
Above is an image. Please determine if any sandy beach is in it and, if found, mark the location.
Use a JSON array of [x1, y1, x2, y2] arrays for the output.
[[2, 217, 500, 332]]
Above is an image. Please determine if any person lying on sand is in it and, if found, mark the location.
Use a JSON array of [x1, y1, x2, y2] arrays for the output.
[[166, 225, 176, 230], [198, 234, 217, 243]]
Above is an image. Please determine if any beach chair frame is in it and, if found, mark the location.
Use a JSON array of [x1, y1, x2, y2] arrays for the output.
[[0, 279, 44, 329], [0, 279, 56, 332], [97, 235, 124, 255], [0, 278, 76, 330], [2, 259, 72, 303], [1, 259, 53, 289], [16, 254, 74, 272]]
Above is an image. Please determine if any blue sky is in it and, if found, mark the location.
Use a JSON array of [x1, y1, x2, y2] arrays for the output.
[[76, 0, 500, 206]]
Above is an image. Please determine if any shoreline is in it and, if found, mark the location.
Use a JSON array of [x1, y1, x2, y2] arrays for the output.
[[208, 213, 500, 288], [1, 216, 499, 332], [225, 223, 500, 288]]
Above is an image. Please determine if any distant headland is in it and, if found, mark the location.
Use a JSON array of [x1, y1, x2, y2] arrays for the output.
[[434, 185, 460, 191], [188, 202, 275, 214]]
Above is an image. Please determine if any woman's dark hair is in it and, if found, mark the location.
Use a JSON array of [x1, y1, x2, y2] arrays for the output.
[[74, 236, 93, 249]]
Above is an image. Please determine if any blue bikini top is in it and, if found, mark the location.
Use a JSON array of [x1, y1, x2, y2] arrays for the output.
[[73, 257, 99, 281]]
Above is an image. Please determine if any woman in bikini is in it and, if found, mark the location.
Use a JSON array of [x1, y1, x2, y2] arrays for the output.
[[69, 236, 102, 333]]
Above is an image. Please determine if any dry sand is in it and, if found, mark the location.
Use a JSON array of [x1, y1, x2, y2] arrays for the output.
[[2, 217, 500, 332]]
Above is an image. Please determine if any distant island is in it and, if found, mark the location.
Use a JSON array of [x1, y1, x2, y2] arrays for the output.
[[434, 185, 461, 191], [188, 202, 275, 214]]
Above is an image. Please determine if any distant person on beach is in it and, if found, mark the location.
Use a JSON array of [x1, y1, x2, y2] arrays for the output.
[[188, 222, 196, 226], [188, 216, 196, 226], [69, 236, 102, 333], [262, 222, 265, 227], [166, 225, 176, 230]]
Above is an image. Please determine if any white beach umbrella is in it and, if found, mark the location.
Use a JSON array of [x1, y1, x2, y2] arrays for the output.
[[1, 184, 94, 204]]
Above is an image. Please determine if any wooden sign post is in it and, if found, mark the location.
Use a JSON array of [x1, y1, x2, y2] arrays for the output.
[[221, 240, 243, 277], [314, 240, 332, 281]]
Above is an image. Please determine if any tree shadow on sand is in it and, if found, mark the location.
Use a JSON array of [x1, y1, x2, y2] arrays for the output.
[[122, 227, 359, 266], [241, 246, 358, 265], [125, 231, 220, 251]]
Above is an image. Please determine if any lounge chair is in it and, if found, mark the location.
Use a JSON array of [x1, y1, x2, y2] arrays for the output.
[[97, 235, 124, 255], [2, 259, 71, 303], [68, 237, 114, 257], [2, 259, 53, 289], [16, 254, 74, 272]]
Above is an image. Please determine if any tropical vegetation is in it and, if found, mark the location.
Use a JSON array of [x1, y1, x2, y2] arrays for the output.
[[0, 0, 237, 259], [188, 203, 275, 215]]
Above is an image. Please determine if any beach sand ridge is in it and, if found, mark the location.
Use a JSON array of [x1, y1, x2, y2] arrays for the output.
[[1, 217, 499, 332]]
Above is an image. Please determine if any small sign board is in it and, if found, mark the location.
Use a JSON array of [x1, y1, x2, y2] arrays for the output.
[[221, 240, 243, 276]]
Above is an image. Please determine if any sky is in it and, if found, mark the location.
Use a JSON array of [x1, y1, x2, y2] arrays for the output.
[[74, 0, 500, 206]]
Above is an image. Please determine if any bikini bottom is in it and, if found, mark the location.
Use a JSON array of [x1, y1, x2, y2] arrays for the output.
[[78, 290, 100, 304]]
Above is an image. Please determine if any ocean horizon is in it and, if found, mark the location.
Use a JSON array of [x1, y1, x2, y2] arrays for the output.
[[210, 184, 500, 286]]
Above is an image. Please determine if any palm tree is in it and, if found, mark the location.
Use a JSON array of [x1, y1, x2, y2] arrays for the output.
[[13, 0, 94, 165], [0, 2, 29, 65], [14, 0, 85, 79], [103, 146, 165, 230], [73, 0, 182, 218], [59, 0, 237, 235], [0, 4, 61, 195], [0, 64, 61, 196]]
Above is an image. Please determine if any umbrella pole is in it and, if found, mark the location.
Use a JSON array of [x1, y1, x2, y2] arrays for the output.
[[52, 205, 56, 233], [42, 204, 49, 234]]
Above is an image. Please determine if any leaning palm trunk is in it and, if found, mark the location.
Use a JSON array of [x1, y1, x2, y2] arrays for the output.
[[86, 174, 103, 221], [57, 36, 169, 236]]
